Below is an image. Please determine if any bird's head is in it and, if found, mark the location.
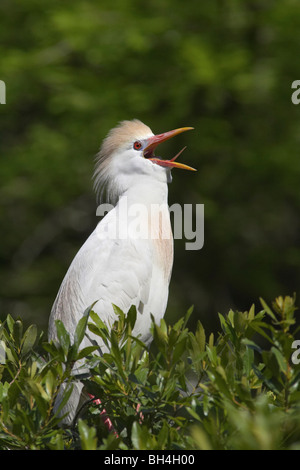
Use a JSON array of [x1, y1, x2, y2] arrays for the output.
[[94, 119, 195, 204]]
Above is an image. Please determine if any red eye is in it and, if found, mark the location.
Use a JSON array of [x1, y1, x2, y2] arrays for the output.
[[133, 141, 142, 150]]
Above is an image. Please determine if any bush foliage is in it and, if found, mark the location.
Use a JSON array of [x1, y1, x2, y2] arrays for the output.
[[1, 295, 300, 450]]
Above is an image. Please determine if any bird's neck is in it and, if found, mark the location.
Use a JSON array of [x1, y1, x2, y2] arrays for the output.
[[116, 178, 173, 280], [120, 178, 169, 207]]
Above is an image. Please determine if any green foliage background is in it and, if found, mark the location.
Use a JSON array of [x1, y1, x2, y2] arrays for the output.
[[1, 1, 300, 334]]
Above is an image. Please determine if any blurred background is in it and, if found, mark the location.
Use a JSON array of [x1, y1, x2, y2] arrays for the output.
[[1, 0, 300, 334]]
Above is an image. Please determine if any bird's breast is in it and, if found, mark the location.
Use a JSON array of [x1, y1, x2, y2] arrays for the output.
[[148, 205, 173, 282]]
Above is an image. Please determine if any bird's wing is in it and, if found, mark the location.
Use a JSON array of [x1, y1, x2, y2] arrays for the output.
[[49, 206, 153, 345]]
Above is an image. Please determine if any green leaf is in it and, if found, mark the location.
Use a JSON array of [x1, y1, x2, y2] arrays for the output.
[[153, 320, 168, 353], [6, 314, 15, 335], [195, 320, 206, 353], [21, 324, 38, 356], [13, 320, 23, 349], [242, 338, 262, 354], [173, 339, 187, 363], [54, 383, 74, 416], [233, 311, 246, 334], [183, 305, 194, 329], [110, 330, 125, 377], [88, 311, 110, 347], [55, 320, 70, 357], [260, 297, 277, 322], [248, 304, 255, 321], [78, 419, 98, 450], [186, 406, 202, 422], [73, 304, 95, 353], [252, 364, 279, 394], [271, 347, 288, 374], [131, 422, 151, 450], [77, 345, 99, 360], [127, 305, 137, 331], [249, 322, 274, 345], [243, 346, 254, 377], [208, 332, 214, 349]]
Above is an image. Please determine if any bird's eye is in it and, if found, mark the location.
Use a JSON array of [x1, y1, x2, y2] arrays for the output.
[[133, 141, 142, 150]]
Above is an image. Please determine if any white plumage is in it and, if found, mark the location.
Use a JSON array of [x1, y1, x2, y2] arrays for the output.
[[48, 119, 194, 423]]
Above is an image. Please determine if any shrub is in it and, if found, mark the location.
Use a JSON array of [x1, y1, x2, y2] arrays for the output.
[[0, 295, 300, 450]]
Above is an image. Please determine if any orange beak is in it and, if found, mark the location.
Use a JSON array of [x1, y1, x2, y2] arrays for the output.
[[144, 127, 196, 171]]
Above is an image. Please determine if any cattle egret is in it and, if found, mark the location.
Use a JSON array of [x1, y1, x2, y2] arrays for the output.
[[48, 119, 195, 425]]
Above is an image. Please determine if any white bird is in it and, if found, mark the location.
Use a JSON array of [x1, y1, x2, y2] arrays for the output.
[[48, 119, 195, 424]]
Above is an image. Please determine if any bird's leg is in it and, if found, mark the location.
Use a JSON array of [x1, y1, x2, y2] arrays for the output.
[[87, 394, 143, 431], [136, 402, 144, 424], [87, 393, 119, 437]]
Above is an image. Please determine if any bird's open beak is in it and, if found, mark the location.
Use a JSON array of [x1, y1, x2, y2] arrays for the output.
[[144, 127, 196, 171]]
